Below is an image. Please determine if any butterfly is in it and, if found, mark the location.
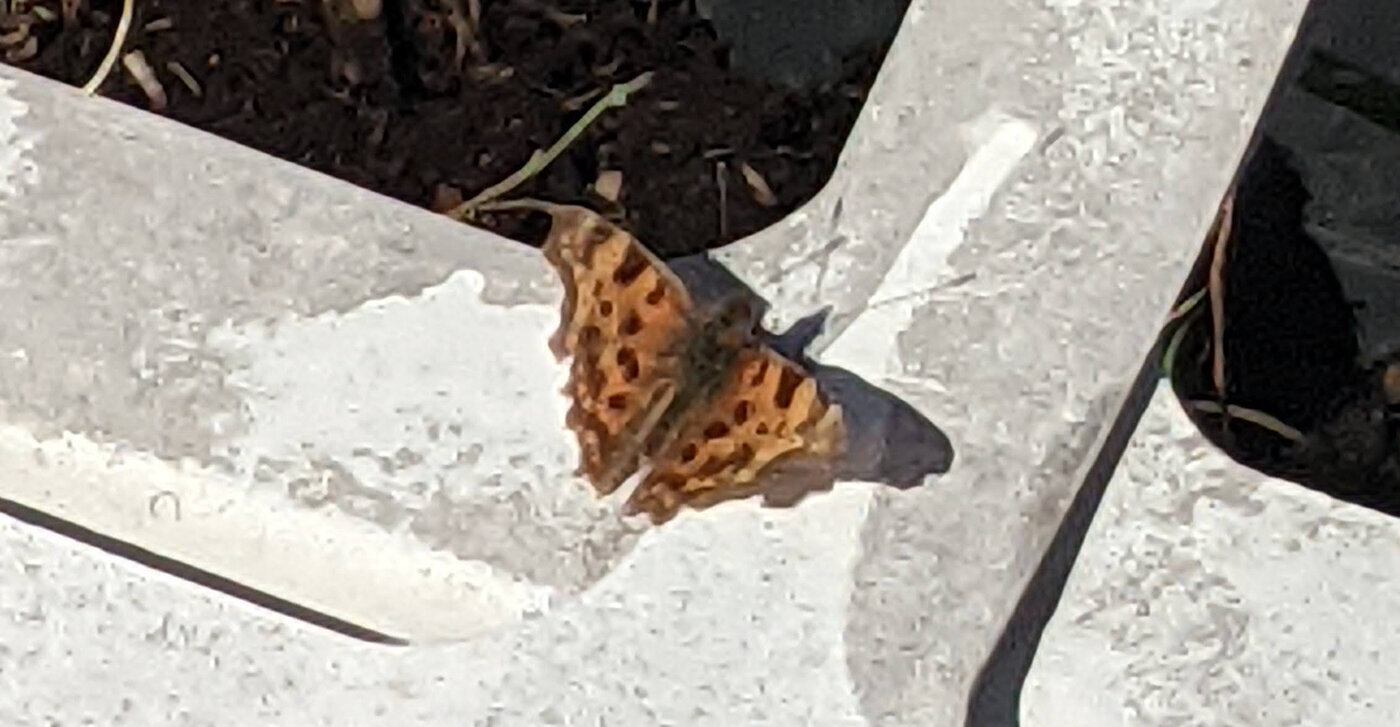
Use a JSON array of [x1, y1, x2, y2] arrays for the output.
[[535, 203, 847, 524]]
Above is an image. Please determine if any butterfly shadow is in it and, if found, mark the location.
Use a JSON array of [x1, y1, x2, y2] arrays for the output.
[[668, 253, 956, 502]]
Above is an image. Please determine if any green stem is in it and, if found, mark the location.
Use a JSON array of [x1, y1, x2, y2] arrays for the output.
[[449, 72, 654, 219], [1160, 291, 1206, 380]]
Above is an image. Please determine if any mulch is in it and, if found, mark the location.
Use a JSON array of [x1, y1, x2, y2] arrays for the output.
[[3, 0, 886, 256]]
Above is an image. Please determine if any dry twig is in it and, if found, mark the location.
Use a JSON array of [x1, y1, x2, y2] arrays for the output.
[[561, 86, 604, 111], [443, 0, 483, 66], [716, 160, 729, 238], [80, 0, 133, 94], [1207, 192, 1235, 398], [165, 60, 202, 97], [60, 0, 80, 25], [739, 161, 777, 206], [1188, 400, 1304, 443], [121, 49, 167, 110]]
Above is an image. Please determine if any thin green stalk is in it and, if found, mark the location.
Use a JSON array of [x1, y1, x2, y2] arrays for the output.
[[449, 72, 654, 219]]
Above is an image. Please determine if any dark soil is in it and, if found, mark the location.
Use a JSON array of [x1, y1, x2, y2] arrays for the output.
[[3, 0, 888, 257], [1169, 136, 1400, 516]]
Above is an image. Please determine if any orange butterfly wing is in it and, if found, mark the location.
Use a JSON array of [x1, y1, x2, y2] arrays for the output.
[[541, 204, 846, 523], [625, 345, 846, 523], [541, 205, 696, 494]]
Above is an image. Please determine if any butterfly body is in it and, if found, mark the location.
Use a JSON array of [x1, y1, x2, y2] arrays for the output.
[[538, 205, 846, 523]]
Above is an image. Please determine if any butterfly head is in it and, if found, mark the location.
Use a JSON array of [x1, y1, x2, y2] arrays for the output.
[[706, 295, 762, 347]]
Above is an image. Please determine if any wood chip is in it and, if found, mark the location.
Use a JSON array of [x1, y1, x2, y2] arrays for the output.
[[593, 170, 622, 203], [561, 87, 604, 111], [0, 25, 29, 48], [144, 17, 174, 32], [366, 108, 388, 146], [121, 50, 168, 112], [716, 161, 729, 238], [3, 36, 36, 63], [431, 184, 464, 213], [467, 62, 514, 82], [165, 60, 202, 97], [542, 8, 585, 26], [351, 0, 382, 19], [739, 161, 778, 207], [649, 141, 671, 155], [593, 56, 624, 77], [1384, 362, 1400, 405]]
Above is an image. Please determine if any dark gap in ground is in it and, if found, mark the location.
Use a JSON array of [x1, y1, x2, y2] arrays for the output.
[[1164, 0, 1400, 517], [1171, 132, 1400, 516], [1, 0, 907, 257]]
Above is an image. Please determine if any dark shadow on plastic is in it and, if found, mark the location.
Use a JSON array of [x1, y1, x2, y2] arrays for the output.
[[961, 352, 1160, 725], [0, 497, 408, 646], [780, 309, 957, 486]]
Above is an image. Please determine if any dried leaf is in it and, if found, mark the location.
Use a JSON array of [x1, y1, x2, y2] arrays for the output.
[[740, 162, 778, 207]]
